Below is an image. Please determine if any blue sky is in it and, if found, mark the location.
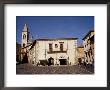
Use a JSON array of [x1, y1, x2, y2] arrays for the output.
[[16, 16, 94, 45]]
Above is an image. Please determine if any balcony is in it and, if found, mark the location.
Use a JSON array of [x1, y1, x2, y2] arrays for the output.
[[47, 48, 67, 54]]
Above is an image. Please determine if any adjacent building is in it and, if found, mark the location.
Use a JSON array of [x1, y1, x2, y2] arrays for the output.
[[82, 30, 94, 66], [16, 42, 21, 62], [77, 45, 84, 64]]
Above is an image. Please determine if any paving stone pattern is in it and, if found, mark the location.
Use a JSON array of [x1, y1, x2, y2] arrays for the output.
[[16, 64, 94, 74]]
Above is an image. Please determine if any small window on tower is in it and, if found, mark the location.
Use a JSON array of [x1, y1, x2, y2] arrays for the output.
[[23, 34, 26, 39]]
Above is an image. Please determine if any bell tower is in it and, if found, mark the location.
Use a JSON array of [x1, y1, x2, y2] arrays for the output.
[[21, 24, 29, 48]]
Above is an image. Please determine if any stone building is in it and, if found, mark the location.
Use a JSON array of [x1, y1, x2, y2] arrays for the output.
[[28, 38, 78, 66], [77, 45, 84, 64], [16, 42, 21, 62], [21, 24, 78, 66], [82, 30, 94, 66]]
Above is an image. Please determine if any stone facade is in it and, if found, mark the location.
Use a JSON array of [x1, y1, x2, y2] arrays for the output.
[[77, 45, 84, 64], [28, 38, 78, 66], [16, 42, 21, 62], [82, 30, 94, 65]]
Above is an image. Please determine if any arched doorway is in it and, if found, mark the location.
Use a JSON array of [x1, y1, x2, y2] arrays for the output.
[[48, 57, 54, 66]]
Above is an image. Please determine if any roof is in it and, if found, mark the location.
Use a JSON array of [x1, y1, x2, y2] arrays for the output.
[[29, 40, 36, 50], [77, 45, 84, 48], [23, 24, 28, 32], [21, 42, 32, 49], [28, 38, 78, 50], [82, 30, 94, 40], [36, 38, 78, 41]]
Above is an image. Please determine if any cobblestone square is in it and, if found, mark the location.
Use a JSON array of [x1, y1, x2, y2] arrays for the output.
[[16, 64, 94, 74]]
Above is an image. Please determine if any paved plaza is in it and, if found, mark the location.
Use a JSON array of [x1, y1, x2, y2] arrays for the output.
[[16, 64, 94, 74]]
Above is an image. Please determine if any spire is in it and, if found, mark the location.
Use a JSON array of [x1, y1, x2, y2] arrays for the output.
[[23, 24, 28, 32]]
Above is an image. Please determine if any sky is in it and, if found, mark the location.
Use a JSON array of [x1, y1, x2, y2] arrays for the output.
[[16, 16, 94, 45]]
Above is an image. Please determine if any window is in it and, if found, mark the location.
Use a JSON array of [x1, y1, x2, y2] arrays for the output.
[[32, 61, 34, 64], [88, 52, 90, 57], [23, 34, 26, 39], [85, 52, 87, 57], [60, 43, 63, 51], [91, 50, 92, 55], [85, 45, 86, 48], [55, 44, 58, 48], [49, 44, 53, 52]]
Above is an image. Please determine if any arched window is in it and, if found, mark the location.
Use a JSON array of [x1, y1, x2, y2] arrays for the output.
[[23, 34, 26, 39]]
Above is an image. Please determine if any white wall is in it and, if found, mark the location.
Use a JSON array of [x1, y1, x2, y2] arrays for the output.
[[34, 39, 77, 65]]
